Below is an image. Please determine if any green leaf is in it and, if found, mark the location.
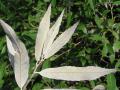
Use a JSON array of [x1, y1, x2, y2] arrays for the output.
[[1, 45, 6, 55], [51, 0, 56, 7], [66, 12, 73, 28], [78, 23, 87, 34], [107, 44, 114, 54], [14, 87, 20, 90], [113, 41, 120, 52], [22, 31, 36, 40], [107, 19, 114, 27], [102, 44, 108, 57], [88, 0, 94, 11], [95, 16, 103, 29], [0, 80, 4, 88], [110, 54, 115, 64], [0, 71, 4, 80], [42, 60, 51, 69], [32, 83, 43, 90], [89, 34, 102, 41], [80, 57, 87, 66], [42, 60, 51, 84], [107, 74, 118, 90], [0, 39, 4, 50], [113, 1, 120, 5], [0, 64, 5, 88], [25, 0, 32, 5], [115, 59, 120, 68], [56, 81, 68, 88], [102, 35, 109, 44], [111, 30, 119, 40], [89, 80, 95, 88]]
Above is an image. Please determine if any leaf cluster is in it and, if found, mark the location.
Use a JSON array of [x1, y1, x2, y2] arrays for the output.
[[0, 0, 120, 90]]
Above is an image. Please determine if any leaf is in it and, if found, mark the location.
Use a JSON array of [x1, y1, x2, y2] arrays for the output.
[[93, 85, 105, 90], [35, 4, 51, 61], [111, 30, 119, 40], [113, 1, 120, 5], [14, 41, 29, 88], [41, 60, 51, 84], [66, 12, 73, 28], [89, 80, 95, 88], [89, 34, 102, 41], [37, 66, 116, 81], [110, 54, 115, 64], [44, 22, 79, 59], [0, 45, 6, 55], [0, 65, 5, 88], [51, 0, 56, 7], [0, 20, 19, 52], [32, 83, 43, 90], [6, 36, 15, 67], [113, 41, 120, 52], [102, 44, 108, 57], [6, 36, 16, 55], [42, 60, 51, 69], [115, 59, 120, 68], [0, 80, 4, 88], [0, 20, 29, 89], [95, 16, 103, 29], [107, 74, 118, 90], [78, 23, 87, 34], [43, 10, 64, 56], [57, 81, 68, 88], [88, 0, 94, 11]]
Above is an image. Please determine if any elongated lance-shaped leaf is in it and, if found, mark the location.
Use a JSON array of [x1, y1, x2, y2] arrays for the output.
[[93, 85, 105, 90], [14, 41, 29, 88], [43, 10, 64, 56], [44, 22, 79, 59], [6, 36, 15, 68], [0, 20, 19, 52], [6, 36, 16, 55], [37, 66, 116, 81], [0, 20, 29, 89], [107, 74, 118, 90], [35, 4, 51, 61]]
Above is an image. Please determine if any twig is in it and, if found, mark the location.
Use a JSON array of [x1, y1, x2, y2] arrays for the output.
[[22, 60, 43, 90]]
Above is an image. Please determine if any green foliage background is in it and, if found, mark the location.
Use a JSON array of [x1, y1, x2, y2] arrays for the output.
[[0, 0, 120, 90]]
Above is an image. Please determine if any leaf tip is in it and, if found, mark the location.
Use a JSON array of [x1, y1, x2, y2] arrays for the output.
[[0, 19, 5, 26], [62, 9, 65, 14], [75, 21, 79, 27], [48, 4, 51, 11]]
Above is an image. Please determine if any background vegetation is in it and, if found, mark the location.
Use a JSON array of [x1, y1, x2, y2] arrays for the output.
[[0, 0, 120, 90]]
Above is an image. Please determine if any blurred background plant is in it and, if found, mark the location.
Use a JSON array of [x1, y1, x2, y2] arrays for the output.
[[0, 0, 120, 90]]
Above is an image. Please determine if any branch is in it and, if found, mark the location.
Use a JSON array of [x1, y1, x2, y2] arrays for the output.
[[22, 60, 43, 90]]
